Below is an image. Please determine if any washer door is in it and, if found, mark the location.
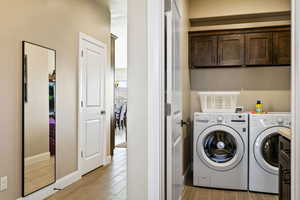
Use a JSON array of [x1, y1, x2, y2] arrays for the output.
[[196, 125, 244, 171], [254, 126, 288, 175]]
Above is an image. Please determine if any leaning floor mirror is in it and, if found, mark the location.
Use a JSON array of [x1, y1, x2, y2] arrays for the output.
[[22, 41, 56, 196]]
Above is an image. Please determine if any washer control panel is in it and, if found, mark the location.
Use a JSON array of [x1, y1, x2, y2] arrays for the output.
[[216, 115, 224, 122], [231, 114, 247, 122], [194, 113, 248, 124]]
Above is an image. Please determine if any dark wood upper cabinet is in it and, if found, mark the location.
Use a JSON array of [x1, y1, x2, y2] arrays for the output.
[[218, 34, 244, 66], [189, 26, 290, 68], [190, 35, 217, 67], [273, 31, 291, 65], [245, 32, 273, 65]]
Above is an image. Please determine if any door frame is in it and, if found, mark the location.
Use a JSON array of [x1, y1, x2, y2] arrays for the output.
[[77, 32, 108, 176], [147, 0, 165, 199], [292, 0, 300, 199]]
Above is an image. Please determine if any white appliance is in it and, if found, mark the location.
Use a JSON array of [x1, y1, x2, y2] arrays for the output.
[[193, 112, 248, 190], [249, 113, 291, 194]]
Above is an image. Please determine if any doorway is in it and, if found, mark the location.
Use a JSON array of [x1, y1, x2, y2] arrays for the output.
[[111, 0, 128, 154], [164, 1, 292, 200]]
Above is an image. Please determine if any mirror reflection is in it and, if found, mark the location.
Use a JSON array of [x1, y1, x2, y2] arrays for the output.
[[23, 41, 56, 196]]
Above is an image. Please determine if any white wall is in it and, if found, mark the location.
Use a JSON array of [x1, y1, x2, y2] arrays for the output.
[[111, 16, 127, 69], [128, 0, 148, 199]]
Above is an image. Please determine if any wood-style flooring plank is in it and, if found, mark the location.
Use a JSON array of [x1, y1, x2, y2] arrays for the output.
[[182, 186, 278, 200], [46, 148, 127, 200], [47, 148, 278, 200]]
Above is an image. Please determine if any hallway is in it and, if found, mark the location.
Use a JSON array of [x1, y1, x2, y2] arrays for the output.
[[47, 148, 127, 200]]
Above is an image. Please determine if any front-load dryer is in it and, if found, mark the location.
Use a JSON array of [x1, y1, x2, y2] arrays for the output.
[[249, 113, 291, 194], [193, 112, 248, 190]]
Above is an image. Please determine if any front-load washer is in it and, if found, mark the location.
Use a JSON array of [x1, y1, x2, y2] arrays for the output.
[[193, 112, 248, 190], [249, 113, 291, 194]]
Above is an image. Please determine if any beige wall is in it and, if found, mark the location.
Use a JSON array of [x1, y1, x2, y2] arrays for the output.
[[190, 66, 291, 116], [24, 44, 51, 158], [190, 67, 291, 91], [0, 1, 110, 199], [189, 0, 291, 31], [189, 0, 290, 19], [191, 90, 291, 119]]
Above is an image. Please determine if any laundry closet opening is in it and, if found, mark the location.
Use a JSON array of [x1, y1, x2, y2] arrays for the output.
[[165, 0, 292, 200]]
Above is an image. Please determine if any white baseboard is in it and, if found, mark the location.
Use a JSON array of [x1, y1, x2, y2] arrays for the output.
[[17, 171, 81, 200], [55, 170, 81, 190], [104, 156, 112, 165], [25, 152, 50, 166], [18, 184, 56, 200]]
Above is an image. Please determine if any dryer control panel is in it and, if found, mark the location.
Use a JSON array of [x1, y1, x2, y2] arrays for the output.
[[261, 116, 291, 127]]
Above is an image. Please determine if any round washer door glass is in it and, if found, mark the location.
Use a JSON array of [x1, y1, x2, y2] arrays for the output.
[[204, 130, 237, 163], [254, 126, 289, 175], [261, 133, 279, 168], [196, 125, 244, 171]]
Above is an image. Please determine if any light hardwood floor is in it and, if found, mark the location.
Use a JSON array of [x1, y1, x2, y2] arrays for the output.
[[46, 147, 278, 200], [182, 186, 278, 200], [46, 148, 127, 200]]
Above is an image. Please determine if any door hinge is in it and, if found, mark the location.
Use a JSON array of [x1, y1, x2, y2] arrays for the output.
[[166, 103, 171, 116], [81, 151, 84, 158], [81, 100, 83, 107], [81, 50, 84, 57]]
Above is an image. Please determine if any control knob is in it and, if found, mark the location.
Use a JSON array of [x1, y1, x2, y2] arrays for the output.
[[217, 116, 224, 122], [277, 117, 284, 124]]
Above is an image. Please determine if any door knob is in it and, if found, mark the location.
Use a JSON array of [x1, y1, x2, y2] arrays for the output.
[[180, 120, 190, 127], [101, 110, 106, 115]]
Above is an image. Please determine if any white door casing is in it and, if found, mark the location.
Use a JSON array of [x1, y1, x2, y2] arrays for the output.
[[166, 1, 183, 199], [291, 0, 300, 199], [78, 33, 107, 176]]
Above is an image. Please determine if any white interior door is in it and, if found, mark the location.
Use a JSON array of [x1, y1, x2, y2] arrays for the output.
[[166, 2, 183, 199], [79, 34, 106, 175]]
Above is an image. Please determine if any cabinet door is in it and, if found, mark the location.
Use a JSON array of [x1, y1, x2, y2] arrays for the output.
[[273, 31, 291, 65], [218, 34, 244, 66], [279, 136, 291, 200], [190, 35, 217, 67], [246, 33, 273, 65]]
